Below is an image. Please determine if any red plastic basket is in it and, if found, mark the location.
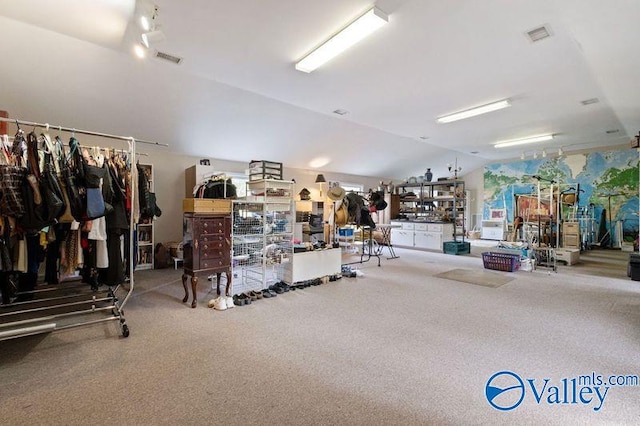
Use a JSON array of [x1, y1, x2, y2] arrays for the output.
[[482, 252, 520, 272]]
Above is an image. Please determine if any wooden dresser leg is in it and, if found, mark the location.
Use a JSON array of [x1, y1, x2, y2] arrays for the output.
[[181, 274, 189, 303], [216, 272, 222, 296], [191, 276, 199, 308], [225, 268, 232, 296]]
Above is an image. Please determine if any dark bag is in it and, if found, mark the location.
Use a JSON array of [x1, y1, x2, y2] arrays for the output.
[[86, 187, 106, 219], [0, 239, 12, 272], [20, 133, 49, 231], [84, 162, 110, 219], [20, 174, 48, 231], [41, 155, 66, 221], [62, 138, 85, 221], [0, 165, 27, 217]]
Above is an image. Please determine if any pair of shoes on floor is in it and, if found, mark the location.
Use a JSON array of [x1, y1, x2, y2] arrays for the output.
[[269, 281, 290, 294], [261, 288, 277, 298], [208, 295, 235, 311], [249, 290, 263, 300], [233, 293, 252, 306]]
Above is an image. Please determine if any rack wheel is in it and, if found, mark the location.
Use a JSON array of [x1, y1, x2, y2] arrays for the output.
[[122, 324, 130, 338]]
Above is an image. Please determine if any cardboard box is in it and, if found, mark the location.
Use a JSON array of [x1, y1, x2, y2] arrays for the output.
[[556, 248, 580, 265], [182, 198, 232, 213]]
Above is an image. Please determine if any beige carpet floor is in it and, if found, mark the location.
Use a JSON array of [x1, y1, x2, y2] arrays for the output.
[[434, 268, 515, 287], [1, 247, 639, 425]]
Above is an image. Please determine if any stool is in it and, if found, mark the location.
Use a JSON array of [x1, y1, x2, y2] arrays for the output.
[[173, 257, 184, 270]]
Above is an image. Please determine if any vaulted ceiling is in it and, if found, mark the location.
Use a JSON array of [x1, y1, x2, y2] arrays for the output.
[[0, 0, 638, 180]]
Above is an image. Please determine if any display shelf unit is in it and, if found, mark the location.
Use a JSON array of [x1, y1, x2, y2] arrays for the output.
[[232, 180, 295, 293], [396, 179, 466, 242], [136, 163, 154, 270]]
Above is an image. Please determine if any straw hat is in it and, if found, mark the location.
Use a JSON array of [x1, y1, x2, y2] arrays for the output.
[[327, 185, 346, 201]]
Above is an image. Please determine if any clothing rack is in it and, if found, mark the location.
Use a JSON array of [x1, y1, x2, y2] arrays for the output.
[[0, 116, 166, 341]]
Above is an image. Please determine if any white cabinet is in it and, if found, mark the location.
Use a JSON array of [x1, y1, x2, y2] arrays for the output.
[[391, 228, 414, 247], [391, 221, 453, 251], [284, 249, 342, 283], [414, 231, 441, 250], [481, 220, 505, 240]]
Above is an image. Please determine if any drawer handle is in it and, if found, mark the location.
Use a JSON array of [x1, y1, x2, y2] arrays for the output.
[[204, 245, 208, 250], [195, 240, 198, 250], [203, 262, 208, 268], [204, 223, 208, 228]]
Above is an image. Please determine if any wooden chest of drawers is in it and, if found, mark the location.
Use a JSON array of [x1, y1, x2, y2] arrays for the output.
[[181, 212, 232, 308]]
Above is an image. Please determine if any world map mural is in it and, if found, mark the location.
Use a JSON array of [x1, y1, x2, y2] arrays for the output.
[[484, 149, 639, 242]]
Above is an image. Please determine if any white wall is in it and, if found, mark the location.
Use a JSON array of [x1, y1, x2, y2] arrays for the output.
[[145, 150, 386, 244]]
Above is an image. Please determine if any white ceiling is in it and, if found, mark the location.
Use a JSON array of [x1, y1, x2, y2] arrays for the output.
[[0, 0, 637, 180]]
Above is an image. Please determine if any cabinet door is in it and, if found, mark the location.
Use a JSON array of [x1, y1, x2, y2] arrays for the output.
[[391, 229, 414, 247], [414, 231, 442, 250]]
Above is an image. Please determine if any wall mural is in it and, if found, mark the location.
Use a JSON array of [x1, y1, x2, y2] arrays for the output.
[[483, 149, 639, 243]]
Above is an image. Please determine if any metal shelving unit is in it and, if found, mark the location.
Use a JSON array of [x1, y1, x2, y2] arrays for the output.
[[397, 179, 466, 242], [231, 180, 294, 293]]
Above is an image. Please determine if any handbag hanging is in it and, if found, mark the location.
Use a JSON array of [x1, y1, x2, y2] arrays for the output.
[[0, 130, 27, 218]]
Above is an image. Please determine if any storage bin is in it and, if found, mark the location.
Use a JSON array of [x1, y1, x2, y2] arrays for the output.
[[482, 251, 520, 272], [338, 227, 354, 237], [249, 160, 283, 181], [182, 198, 232, 213], [443, 241, 470, 255]]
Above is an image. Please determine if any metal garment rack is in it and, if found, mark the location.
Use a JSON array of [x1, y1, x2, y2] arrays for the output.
[[0, 116, 167, 341]]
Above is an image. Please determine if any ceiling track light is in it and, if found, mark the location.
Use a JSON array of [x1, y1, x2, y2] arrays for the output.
[[437, 99, 511, 124], [542, 149, 547, 158], [558, 147, 564, 156], [295, 7, 389, 73], [494, 134, 554, 148]]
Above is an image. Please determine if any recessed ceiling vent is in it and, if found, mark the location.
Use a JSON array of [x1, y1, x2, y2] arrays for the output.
[[333, 109, 349, 116], [527, 25, 551, 42], [580, 98, 599, 106], [606, 129, 620, 134], [154, 50, 183, 65]]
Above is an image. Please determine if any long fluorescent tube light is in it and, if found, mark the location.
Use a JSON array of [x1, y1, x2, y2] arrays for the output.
[[295, 7, 389, 73], [437, 99, 511, 123], [494, 134, 554, 148]]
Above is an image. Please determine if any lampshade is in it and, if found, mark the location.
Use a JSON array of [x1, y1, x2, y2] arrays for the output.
[[315, 174, 326, 183]]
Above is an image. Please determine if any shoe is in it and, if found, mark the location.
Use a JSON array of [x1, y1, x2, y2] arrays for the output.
[[225, 296, 235, 308], [208, 298, 216, 308], [262, 288, 273, 298], [269, 284, 284, 294], [252, 290, 264, 299], [213, 297, 227, 311], [278, 282, 291, 292], [247, 291, 258, 301], [233, 294, 245, 306], [264, 288, 277, 297], [240, 293, 252, 305]]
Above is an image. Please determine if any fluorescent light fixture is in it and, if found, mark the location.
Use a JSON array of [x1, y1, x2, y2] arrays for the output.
[[437, 99, 511, 123], [295, 7, 389, 73], [494, 134, 554, 148], [134, 44, 146, 59], [140, 15, 151, 31], [142, 30, 165, 48], [309, 157, 331, 168]]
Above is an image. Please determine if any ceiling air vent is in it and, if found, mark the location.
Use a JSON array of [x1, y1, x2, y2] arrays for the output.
[[527, 25, 551, 42], [333, 109, 349, 116], [580, 98, 599, 106], [606, 129, 620, 134], [154, 50, 183, 65]]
